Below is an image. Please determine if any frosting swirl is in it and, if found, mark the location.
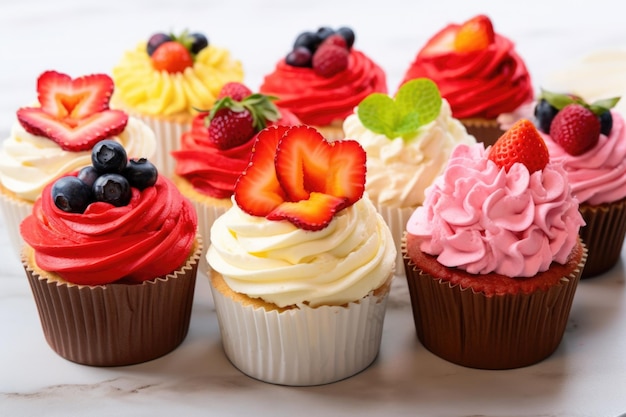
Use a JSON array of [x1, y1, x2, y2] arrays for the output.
[[20, 174, 197, 285], [343, 100, 475, 208], [401, 31, 532, 119], [540, 110, 626, 205], [0, 117, 156, 202], [207, 196, 396, 308], [259, 50, 387, 126], [406, 143, 584, 277], [112, 43, 244, 116]]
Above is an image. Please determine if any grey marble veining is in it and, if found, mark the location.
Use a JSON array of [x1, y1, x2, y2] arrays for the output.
[[2, 0, 626, 416]]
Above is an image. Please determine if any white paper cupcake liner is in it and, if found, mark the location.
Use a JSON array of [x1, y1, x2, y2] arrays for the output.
[[0, 188, 34, 259], [374, 203, 415, 278], [210, 277, 391, 386], [190, 198, 230, 274]]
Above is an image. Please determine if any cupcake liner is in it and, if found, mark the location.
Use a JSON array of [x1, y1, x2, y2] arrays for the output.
[[314, 122, 345, 141], [22, 238, 202, 367], [0, 185, 33, 259], [374, 202, 415, 277], [209, 273, 391, 386], [461, 118, 504, 147], [403, 241, 586, 370], [579, 198, 626, 278], [131, 112, 192, 179]]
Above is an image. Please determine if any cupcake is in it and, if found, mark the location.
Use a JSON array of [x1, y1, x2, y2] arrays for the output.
[[403, 119, 586, 369], [207, 125, 396, 385], [0, 70, 156, 258], [111, 30, 244, 177], [534, 90, 626, 277], [20, 140, 200, 366], [259, 26, 387, 140], [171, 81, 300, 272], [343, 78, 475, 272], [400, 15, 533, 146]]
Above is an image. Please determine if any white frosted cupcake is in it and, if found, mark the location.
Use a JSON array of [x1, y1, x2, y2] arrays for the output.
[[207, 125, 396, 386], [343, 78, 476, 274], [0, 70, 156, 258]]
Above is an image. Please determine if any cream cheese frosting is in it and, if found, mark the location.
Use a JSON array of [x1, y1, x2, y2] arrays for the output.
[[343, 100, 475, 208], [407, 143, 584, 277], [0, 116, 156, 202], [207, 195, 396, 308], [112, 43, 244, 117]]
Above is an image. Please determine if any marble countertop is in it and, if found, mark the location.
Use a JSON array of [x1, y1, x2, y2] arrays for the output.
[[2, 1, 626, 416]]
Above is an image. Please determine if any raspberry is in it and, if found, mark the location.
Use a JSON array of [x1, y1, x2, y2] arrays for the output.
[[312, 44, 349, 78]]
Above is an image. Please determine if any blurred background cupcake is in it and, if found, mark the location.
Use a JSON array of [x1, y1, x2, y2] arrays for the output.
[[111, 29, 243, 177], [207, 125, 396, 385], [259, 25, 387, 139], [0, 70, 156, 259], [533, 90, 626, 278], [20, 141, 200, 366], [400, 15, 533, 146], [403, 120, 586, 369], [343, 78, 475, 275], [171, 81, 300, 273]]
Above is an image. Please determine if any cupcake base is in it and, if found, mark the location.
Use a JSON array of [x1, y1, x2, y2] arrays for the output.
[[403, 235, 586, 370], [209, 271, 391, 386], [22, 238, 202, 367], [314, 120, 345, 141], [578, 198, 626, 278], [0, 183, 33, 258], [461, 118, 504, 148]]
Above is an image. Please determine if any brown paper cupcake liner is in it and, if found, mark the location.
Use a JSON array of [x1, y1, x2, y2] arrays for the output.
[[22, 237, 202, 367], [579, 198, 626, 278], [403, 241, 587, 370], [461, 118, 504, 148]]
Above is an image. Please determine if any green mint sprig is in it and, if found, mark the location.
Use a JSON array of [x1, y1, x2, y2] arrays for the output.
[[540, 88, 620, 116]]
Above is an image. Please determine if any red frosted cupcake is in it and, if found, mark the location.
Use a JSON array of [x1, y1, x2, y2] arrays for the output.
[[403, 120, 586, 369], [20, 141, 200, 366], [260, 26, 387, 139], [400, 15, 533, 146]]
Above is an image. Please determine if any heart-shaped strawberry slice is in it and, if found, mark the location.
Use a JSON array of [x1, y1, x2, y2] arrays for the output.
[[37, 70, 114, 120]]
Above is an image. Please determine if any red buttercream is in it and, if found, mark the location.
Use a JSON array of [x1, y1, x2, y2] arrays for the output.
[[401, 28, 533, 119], [20, 174, 197, 285], [259, 50, 387, 126], [172, 109, 301, 198]]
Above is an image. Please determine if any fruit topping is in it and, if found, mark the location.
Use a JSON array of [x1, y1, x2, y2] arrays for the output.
[[285, 26, 355, 73], [50, 140, 158, 213], [453, 14, 495, 53], [217, 82, 253, 101], [234, 125, 366, 231], [202, 83, 281, 150], [16, 71, 128, 152], [488, 119, 549, 173], [147, 30, 210, 73], [357, 78, 442, 139], [549, 104, 601, 156], [599, 110, 613, 136]]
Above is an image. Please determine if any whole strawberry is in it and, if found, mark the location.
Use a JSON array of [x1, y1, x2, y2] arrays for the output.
[[488, 119, 549, 173], [217, 82, 253, 101], [208, 108, 255, 150], [549, 103, 601, 156]]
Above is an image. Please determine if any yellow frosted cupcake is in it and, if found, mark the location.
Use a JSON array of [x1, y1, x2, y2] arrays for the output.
[[111, 30, 244, 177]]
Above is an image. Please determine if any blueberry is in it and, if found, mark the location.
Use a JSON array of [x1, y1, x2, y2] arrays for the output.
[[285, 47, 313, 67], [189, 32, 209, 54], [92, 140, 128, 174], [51, 176, 93, 213], [147, 32, 173, 56], [123, 158, 158, 190], [316, 26, 335, 42], [337, 27, 355, 49], [93, 173, 131, 207], [599, 111, 613, 136], [534, 99, 559, 133], [77, 166, 99, 188], [293, 31, 321, 53]]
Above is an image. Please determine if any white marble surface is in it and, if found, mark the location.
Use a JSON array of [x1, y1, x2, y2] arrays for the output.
[[2, 1, 626, 416]]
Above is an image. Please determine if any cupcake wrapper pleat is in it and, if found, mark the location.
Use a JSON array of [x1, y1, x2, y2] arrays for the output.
[[0, 188, 33, 258]]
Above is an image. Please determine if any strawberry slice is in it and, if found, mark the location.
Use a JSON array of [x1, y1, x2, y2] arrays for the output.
[[275, 125, 366, 207], [234, 125, 289, 216], [267, 192, 347, 231], [17, 107, 128, 152], [37, 71, 114, 120], [453, 15, 495, 53], [488, 119, 549, 173]]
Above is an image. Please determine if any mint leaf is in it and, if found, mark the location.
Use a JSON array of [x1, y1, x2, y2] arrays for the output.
[[357, 93, 396, 138], [393, 111, 422, 136], [540, 89, 577, 110], [395, 78, 442, 126], [589, 97, 621, 115]]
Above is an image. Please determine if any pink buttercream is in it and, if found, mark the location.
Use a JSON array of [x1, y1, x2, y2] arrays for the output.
[[406, 143, 584, 277], [540, 110, 626, 205]]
